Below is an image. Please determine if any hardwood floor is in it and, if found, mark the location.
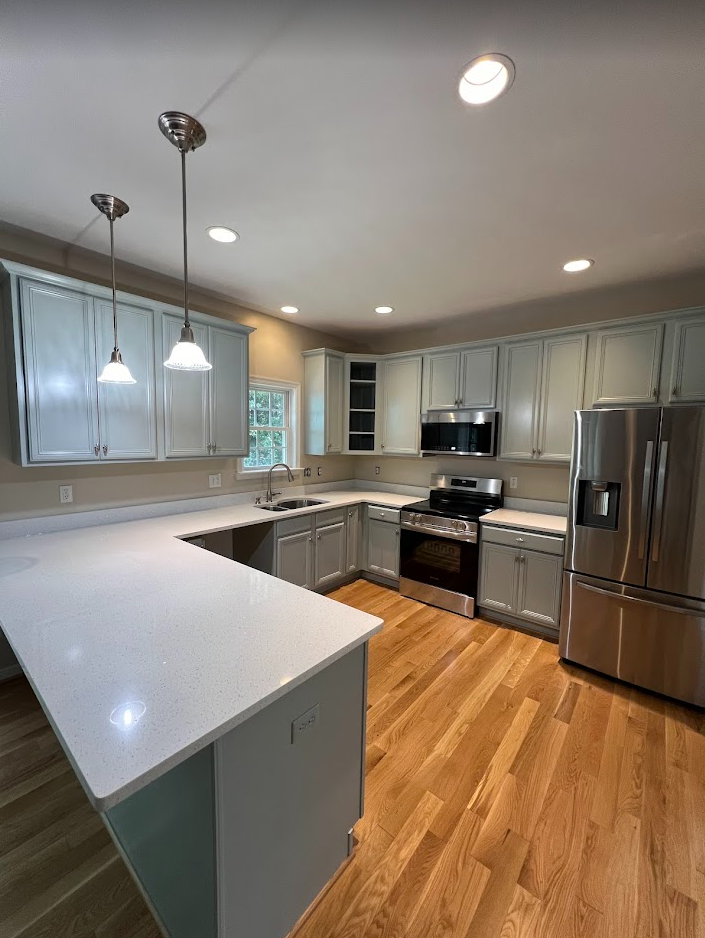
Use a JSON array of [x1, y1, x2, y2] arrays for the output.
[[0, 677, 161, 938], [1, 579, 703, 938], [291, 580, 705, 938]]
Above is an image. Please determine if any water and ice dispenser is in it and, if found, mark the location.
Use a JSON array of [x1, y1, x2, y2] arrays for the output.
[[576, 480, 621, 530]]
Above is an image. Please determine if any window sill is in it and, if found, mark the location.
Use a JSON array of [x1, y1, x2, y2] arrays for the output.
[[236, 467, 304, 481]]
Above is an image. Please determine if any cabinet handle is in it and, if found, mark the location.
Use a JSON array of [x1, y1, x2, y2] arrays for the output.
[[395, 529, 400, 537], [94, 444, 100, 457], [102, 444, 108, 455], [537, 448, 542, 456], [381, 443, 385, 450], [531, 448, 536, 456], [516, 537, 524, 542], [514, 555, 519, 563], [327, 442, 331, 451], [652, 387, 658, 398], [349, 510, 354, 517], [212, 442, 216, 454], [672, 386, 678, 397]]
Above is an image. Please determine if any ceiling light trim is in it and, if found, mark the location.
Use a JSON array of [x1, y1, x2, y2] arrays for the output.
[[458, 53, 515, 106]]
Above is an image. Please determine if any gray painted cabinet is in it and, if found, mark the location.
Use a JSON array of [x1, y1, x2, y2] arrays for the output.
[[314, 521, 347, 588], [276, 529, 313, 589], [591, 323, 663, 405], [303, 349, 345, 455], [366, 517, 400, 579], [479, 525, 565, 631], [423, 345, 497, 409], [669, 314, 705, 403], [381, 356, 422, 455]]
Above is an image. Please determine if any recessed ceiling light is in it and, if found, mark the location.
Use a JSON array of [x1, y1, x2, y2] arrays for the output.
[[563, 258, 594, 273], [458, 54, 515, 105], [280, 306, 299, 314], [375, 306, 394, 315], [206, 226, 238, 243]]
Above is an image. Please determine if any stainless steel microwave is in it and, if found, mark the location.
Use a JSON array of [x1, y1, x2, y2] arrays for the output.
[[420, 410, 498, 457]]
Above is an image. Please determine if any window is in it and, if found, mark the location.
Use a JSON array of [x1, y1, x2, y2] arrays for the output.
[[242, 380, 298, 470]]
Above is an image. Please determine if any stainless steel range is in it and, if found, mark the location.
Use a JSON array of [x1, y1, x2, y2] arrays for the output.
[[400, 474, 503, 618]]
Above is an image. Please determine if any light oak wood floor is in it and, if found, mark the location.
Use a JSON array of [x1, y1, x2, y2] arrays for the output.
[[292, 580, 705, 938], [2, 580, 704, 938]]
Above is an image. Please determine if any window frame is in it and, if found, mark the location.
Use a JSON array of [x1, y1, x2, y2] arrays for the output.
[[237, 376, 301, 479]]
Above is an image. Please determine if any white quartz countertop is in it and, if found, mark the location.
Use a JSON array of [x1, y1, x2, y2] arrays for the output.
[[481, 508, 568, 535], [0, 490, 415, 811]]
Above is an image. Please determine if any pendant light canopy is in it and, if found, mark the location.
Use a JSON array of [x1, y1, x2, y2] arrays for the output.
[[92, 194, 136, 384], [159, 111, 212, 372]]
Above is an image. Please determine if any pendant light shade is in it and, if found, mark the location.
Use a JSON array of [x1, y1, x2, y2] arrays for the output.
[[91, 194, 136, 385], [159, 111, 212, 372]]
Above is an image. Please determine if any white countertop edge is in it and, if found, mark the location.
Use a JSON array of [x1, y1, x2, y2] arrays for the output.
[[480, 508, 568, 535]]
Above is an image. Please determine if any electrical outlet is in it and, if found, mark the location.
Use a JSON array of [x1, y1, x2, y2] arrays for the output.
[[209, 473, 222, 489], [317, 467, 322, 476], [291, 704, 320, 743], [375, 465, 381, 475], [509, 476, 518, 490], [59, 485, 73, 504], [303, 467, 312, 478]]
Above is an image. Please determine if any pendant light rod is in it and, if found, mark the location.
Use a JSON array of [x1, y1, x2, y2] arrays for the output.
[[181, 149, 189, 330], [91, 194, 135, 385]]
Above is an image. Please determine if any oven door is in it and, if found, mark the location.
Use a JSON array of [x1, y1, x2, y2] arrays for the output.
[[399, 527, 479, 617]]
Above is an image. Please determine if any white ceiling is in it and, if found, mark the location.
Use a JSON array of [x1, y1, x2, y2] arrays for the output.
[[1, 1, 704, 338]]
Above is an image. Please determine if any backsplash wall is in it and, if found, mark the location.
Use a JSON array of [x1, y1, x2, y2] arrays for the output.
[[353, 455, 570, 504]]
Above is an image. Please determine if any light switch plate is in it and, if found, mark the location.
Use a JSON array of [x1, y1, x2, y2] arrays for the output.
[[209, 473, 222, 489], [291, 704, 320, 743], [59, 485, 73, 504]]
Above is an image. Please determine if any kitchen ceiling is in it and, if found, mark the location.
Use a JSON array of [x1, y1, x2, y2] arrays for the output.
[[1, 1, 704, 337]]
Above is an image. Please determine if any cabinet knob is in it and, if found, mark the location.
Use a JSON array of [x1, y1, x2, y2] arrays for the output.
[[395, 529, 400, 537], [102, 444, 108, 455], [94, 444, 100, 456], [672, 386, 678, 397], [516, 537, 524, 542], [349, 510, 354, 517], [309, 536, 313, 542], [652, 387, 658, 398], [317, 534, 321, 540], [515, 555, 519, 563], [537, 449, 542, 456], [531, 448, 536, 456]]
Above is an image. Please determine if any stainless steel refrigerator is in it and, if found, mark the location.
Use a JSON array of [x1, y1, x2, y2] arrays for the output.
[[560, 406, 705, 707]]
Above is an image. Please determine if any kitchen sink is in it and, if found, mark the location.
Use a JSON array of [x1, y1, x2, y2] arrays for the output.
[[276, 498, 328, 509], [257, 504, 289, 512]]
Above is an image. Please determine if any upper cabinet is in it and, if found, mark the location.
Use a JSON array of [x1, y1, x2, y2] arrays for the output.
[[422, 346, 497, 410], [500, 334, 586, 462], [591, 323, 663, 406], [2, 264, 253, 466], [381, 356, 422, 455], [303, 349, 345, 455], [163, 317, 250, 459], [345, 358, 381, 453], [19, 279, 157, 463], [669, 313, 705, 403]]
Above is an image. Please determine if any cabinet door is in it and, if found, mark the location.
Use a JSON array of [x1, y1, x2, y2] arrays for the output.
[[163, 315, 210, 458], [424, 352, 460, 409], [210, 326, 249, 456], [592, 324, 663, 405], [366, 519, 400, 579], [460, 346, 498, 409], [95, 300, 157, 460], [381, 357, 422, 455], [478, 543, 519, 613], [314, 522, 347, 588], [346, 505, 360, 573], [20, 279, 100, 462], [516, 550, 562, 628], [536, 334, 586, 462], [670, 316, 705, 403], [499, 341, 542, 460], [276, 531, 313, 589], [325, 354, 344, 454]]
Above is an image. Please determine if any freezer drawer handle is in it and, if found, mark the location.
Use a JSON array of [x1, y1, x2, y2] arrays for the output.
[[637, 440, 653, 560], [651, 441, 668, 563], [575, 580, 699, 618]]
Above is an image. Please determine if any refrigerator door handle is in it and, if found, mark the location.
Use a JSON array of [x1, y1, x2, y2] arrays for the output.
[[651, 441, 669, 563], [637, 440, 654, 560], [575, 579, 701, 617]]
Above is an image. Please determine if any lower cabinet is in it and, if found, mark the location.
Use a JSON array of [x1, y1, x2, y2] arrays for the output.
[[479, 525, 564, 630], [276, 529, 313, 589], [314, 521, 347, 589]]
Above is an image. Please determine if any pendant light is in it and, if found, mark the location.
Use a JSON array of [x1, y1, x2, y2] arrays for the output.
[[159, 111, 212, 371], [91, 194, 136, 384]]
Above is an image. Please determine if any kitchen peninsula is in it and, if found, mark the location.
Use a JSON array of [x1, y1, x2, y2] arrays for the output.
[[0, 492, 413, 938]]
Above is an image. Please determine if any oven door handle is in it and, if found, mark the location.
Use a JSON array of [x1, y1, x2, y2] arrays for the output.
[[400, 520, 478, 543]]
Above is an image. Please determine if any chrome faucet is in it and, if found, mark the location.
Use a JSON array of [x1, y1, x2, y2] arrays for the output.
[[265, 463, 294, 502]]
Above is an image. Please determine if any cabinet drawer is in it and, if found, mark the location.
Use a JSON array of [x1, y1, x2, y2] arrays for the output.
[[481, 524, 565, 556], [276, 514, 313, 537], [367, 505, 401, 524], [315, 507, 346, 528]]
